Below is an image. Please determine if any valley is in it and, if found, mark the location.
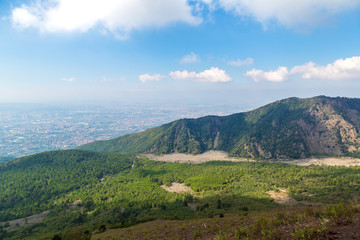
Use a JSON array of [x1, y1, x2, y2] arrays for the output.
[[2, 0, 359, 238], [2, 96, 360, 240]]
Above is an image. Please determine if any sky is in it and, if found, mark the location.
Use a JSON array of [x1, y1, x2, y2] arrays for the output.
[[0, 0, 360, 107]]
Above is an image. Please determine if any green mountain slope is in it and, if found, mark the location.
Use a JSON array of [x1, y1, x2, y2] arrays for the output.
[[0, 150, 133, 222], [79, 96, 360, 159], [2, 151, 360, 240]]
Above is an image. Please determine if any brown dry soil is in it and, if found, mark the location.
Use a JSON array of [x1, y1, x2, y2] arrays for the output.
[[321, 219, 360, 240]]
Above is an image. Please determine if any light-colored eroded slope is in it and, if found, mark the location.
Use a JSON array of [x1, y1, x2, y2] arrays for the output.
[[141, 150, 360, 166]]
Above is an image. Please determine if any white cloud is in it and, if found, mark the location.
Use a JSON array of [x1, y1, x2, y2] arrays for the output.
[[139, 74, 165, 83], [169, 67, 232, 83], [100, 76, 126, 83], [180, 52, 200, 64], [11, 0, 202, 38], [228, 57, 253, 66], [245, 56, 360, 82], [60, 77, 75, 82], [245, 67, 289, 82], [202, 0, 360, 29], [290, 57, 360, 80]]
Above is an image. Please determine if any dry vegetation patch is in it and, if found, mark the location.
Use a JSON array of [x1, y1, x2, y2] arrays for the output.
[[267, 190, 297, 205], [160, 182, 194, 194], [91, 204, 360, 240]]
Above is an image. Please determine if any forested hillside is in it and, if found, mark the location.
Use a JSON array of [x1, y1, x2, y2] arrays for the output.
[[0, 157, 13, 163], [0, 150, 133, 222], [1, 150, 360, 239], [79, 96, 360, 159]]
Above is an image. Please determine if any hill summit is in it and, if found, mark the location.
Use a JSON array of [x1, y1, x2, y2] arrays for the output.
[[79, 96, 360, 159]]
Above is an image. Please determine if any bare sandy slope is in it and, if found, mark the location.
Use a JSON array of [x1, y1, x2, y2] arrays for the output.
[[160, 182, 194, 194], [280, 157, 360, 166], [141, 150, 360, 166], [267, 190, 297, 205], [142, 150, 255, 164], [0, 210, 49, 231]]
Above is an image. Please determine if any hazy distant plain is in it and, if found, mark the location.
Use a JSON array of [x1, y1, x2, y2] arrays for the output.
[[0, 103, 247, 161]]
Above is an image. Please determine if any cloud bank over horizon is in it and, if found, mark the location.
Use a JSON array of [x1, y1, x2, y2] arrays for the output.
[[245, 56, 360, 82]]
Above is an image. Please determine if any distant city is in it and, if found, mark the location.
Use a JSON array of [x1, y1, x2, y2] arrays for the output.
[[0, 102, 253, 162]]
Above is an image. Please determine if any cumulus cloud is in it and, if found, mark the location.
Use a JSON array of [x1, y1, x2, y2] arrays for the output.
[[290, 57, 360, 80], [11, 0, 201, 38], [100, 76, 126, 83], [180, 52, 200, 64], [60, 77, 75, 82], [245, 56, 360, 82], [139, 74, 165, 83], [245, 67, 289, 82], [169, 67, 232, 83], [202, 0, 360, 29], [228, 57, 254, 66]]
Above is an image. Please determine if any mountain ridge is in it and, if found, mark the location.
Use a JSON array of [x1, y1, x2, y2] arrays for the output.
[[79, 96, 360, 159]]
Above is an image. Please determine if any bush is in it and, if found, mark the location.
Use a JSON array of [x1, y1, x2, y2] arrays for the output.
[[98, 224, 106, 233], [52, 234, 62, 240], [292, 225, 324, 240]]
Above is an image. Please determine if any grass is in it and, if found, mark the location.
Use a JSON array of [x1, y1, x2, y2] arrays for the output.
[[91, 203, 359, 240]]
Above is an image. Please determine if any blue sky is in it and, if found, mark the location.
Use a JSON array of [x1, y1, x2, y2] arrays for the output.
[[0, 0, 360, 107]]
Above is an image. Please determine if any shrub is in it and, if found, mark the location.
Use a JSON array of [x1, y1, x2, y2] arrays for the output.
[[98, 224, 106, 233], [52, 234, 62, 240]]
